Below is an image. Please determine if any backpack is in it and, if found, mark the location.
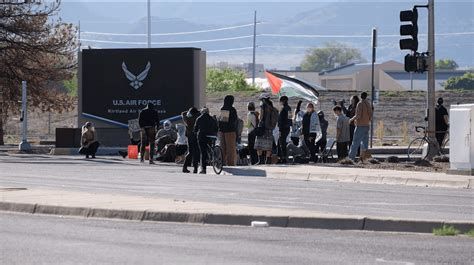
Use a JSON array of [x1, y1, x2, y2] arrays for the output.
[[268, 106, 279, 130]]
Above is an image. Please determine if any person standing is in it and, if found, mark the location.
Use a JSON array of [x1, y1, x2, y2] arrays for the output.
[[302, 103, 321, 162], [346, 95, 360, 148], [333, 106, 351, 160], [255, 93, 277, 165], [435, 97, 449, 148], [349, 92, 373, 162], [246, 102, 259, 165], [79, 122, 100, 159], [138, 103, 160, 164], [315, 111, 328, 155], [277, 96, 292, 164], [194, 107, 218, 174], [291, 100, 304, 146], [182, 107, 200, 173], [218, 95, 238, 166]]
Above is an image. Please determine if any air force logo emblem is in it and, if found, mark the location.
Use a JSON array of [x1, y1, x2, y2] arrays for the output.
[[122, 61, 151, 90]]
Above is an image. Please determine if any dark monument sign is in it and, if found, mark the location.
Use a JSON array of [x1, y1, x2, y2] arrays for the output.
[[80, 48, 204, 127]]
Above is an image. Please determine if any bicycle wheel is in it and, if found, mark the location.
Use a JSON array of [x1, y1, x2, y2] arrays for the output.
[[407, 137, 428, 160], [440, 134, 449, 155], [212, 145, 223, 175]]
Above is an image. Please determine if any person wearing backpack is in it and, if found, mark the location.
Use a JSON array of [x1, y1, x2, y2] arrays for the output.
[[218, 95, 238, 166], [302, 102, 321, 162], [255, 93, 278, 165], [277, 96, 292, 164]]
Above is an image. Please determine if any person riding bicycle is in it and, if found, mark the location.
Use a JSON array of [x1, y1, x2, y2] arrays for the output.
[[194, 107, 218, 174]]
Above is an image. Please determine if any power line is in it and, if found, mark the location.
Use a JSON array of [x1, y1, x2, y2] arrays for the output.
[[260, 32, 474, 38], [79, 35, 256, 45], [207, 47, 254, 53], [81, 22, 261, 37]]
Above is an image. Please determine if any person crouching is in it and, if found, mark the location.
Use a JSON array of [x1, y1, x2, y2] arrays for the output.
[[79, 122, 100, 159]]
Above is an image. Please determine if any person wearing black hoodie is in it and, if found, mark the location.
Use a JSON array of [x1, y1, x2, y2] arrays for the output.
[[138, 103, 160, 164], [194, 107, 218, 174], [277, 96, 292, 164], [218, 95, 238, 166], [182, 107, 200, 173]]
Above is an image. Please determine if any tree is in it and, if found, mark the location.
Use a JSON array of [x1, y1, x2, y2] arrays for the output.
[[300, 42, 366, 72], [435, 59, 458, 70], [206, 68, 256, 92], [0, 1, 77, 145], [444, 72, 474, 90]]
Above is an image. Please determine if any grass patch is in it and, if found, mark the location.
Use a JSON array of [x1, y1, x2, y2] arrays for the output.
[[433, 225, 460, 236], [465, 229, 474, 237]]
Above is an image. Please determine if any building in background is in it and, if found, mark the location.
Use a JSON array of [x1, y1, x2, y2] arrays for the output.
[[318, 60, 404, 91], [379, 70, 469, 91]]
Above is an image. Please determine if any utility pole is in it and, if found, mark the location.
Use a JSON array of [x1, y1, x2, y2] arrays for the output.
[[147, 0, 151, 48], [426, 0, 438, 158], [370, 27, 377, 148], [78, 20, 81, 49], [19, 81, 31, 151], [252, 10, 257, 86]]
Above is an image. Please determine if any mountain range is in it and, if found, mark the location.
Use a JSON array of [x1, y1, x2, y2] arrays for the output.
[[57, 1, 474, 69]]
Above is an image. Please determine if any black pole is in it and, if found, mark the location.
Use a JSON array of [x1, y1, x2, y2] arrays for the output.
[[370, 27, 377, 148]]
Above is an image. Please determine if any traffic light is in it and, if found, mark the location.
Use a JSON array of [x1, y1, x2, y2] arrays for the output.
[[404, 54, 417, 72], [404, 53, 428, 73], [399, 8, 418, 51]]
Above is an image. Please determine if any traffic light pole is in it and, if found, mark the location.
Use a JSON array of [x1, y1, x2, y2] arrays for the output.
[[370, 28, 377, 148], [426, 0, 438, 159]]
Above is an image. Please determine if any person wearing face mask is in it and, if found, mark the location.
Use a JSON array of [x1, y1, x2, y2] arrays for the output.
[[277, 96, 292, 164], [155, 120, 178, 154], [302, 103, 321, 162], [79, 122, 100, 159]]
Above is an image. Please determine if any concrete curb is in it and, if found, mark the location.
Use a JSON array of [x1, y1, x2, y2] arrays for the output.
[[265, 171, 472, 189], [2, 201, 473, 234]]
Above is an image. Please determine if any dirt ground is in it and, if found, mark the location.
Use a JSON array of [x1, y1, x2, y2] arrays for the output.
[[330, 160, 450, 173], [4, 90, 474, 146]]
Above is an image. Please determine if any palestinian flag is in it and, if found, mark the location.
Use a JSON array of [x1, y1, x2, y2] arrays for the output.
[[265, 71, 319, 103]]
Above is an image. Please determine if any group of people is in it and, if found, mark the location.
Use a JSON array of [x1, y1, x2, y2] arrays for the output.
[[137, 103, 218, 174], [80, 92, 451, 169], [78, 91, 375, 167]]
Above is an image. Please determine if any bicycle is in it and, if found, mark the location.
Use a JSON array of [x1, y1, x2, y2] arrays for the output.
[[440, 130, 449, 155], [407, 126, 448, 160], [206, 135, 224, 174]]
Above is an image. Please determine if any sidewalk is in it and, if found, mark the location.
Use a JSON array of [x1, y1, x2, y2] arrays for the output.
[[1, 187, 473, 234], [226, 165, 474, 189]]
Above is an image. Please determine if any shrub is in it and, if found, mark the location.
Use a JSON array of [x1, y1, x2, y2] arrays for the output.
[[206, 68, 257, 93], [444, 72, 474, 90]]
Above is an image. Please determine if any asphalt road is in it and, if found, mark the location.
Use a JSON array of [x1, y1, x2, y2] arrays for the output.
[[1, 213, 473, 265], [1, 154, 473, 221]]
